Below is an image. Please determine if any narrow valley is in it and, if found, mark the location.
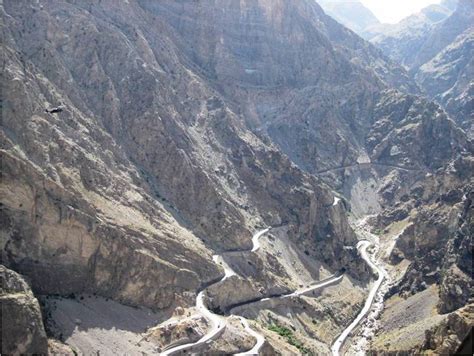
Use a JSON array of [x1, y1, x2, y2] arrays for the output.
[[1, 0, 472, 355]]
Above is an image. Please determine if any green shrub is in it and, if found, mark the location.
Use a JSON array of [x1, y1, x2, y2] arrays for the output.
[[373, 228, 383, 235], [267, 324, 311, 354]]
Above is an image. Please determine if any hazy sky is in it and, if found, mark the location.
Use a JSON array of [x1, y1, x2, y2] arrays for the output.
[[360, 0, 441, 23]]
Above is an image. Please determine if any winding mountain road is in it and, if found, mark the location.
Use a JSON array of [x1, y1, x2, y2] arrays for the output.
[[161, 224, 352, 356], [331, 240, 385, 356], [161, 290, 227, 356], [161, 228, 271, 356], [227, 272, 344, 316], [281, 274, 344, 299], [251, 228, 271, 252], [316, 162, 423, 175], [212, 254, 236, 281], [234, 317, 266, 355]]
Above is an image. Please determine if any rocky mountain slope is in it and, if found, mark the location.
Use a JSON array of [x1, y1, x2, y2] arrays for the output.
[[367, 1, 455, 43], [316, 1, 471, 136], [372, 0, 469, 71], [317, 0, 471, 135], [368, 153, 473, 354], [416, 27, 473, 136], [1, 0, 472, 354], [2, 0, 363, 303], [369, 0, 473, 135]]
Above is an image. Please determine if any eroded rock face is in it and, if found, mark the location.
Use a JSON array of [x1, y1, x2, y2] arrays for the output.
[[416, 28, 473, 136], [438, 186, 473, 314], [146, 316, 207, 351], [1, 150, 220, 310], [0, 265, 48, 355], [1, 0, 359, 314], [377, 157, 472, 295], [131, 0, 471, 225], [423, 306, 474, 354], [369, 0, 473, 135], [369, 157, 473, 354], [139, 0, 416, 93]]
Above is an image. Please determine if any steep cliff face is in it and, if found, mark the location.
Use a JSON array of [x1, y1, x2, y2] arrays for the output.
[[368, 154, 473, 354], [135, 0, 430, 187], [1, 37, 222, 310], [369, 0, 473, 134], [380, 158, 472, 297], [438, 182, 473, 314], [138, 0, 417, 94], [1, 0, 360, 314], [416, 28, 473, 136], [371, 0, 469, 71], [369, 3, 456, 59]]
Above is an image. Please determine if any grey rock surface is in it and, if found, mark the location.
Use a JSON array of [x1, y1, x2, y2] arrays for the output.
[[369, 0, 473, 133], [0, 265, 48, 355]]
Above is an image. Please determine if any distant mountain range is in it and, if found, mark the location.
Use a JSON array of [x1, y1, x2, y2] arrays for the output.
[[318, 0, 472, 136], [317, 0, 380, 33]]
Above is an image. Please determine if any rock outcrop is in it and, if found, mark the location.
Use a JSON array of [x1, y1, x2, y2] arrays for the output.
[[368, 2, 457, 56], [423, 305, 474, 355], [416, 27, 473, 136], [368, 155, 473, 354], [1, 0, 363, 313], [375, 155, 473, 306], [0, 265, 48, 355], [438, 184, 473, 314], [368, 0, 473, 134]]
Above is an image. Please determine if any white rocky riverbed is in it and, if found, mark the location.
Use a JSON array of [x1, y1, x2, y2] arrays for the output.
[[332, 216, 392, 356]]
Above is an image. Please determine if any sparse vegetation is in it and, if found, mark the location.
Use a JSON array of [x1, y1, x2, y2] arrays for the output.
[[267, 324, 312, 354], [372, 228, 383, 236]]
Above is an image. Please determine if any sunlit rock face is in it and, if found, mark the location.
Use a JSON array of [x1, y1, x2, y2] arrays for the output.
[[1, 0, 363, 314], [369, 0, 473, 135], [416, 27, 473, 136]]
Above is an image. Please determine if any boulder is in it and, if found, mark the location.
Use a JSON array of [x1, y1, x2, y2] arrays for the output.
[[0, 265, 48, 355]]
